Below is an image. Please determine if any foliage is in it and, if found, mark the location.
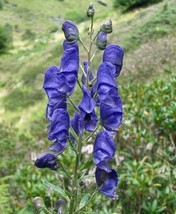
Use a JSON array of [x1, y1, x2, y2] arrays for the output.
[[113, 0, 163, 11], [0, 177, 11, 214], [0, 24, 12, 54], [116, 76, 176, 213]]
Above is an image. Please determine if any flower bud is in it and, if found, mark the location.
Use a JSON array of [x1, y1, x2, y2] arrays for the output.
[[87, 3, 95, 17], [55, 199, 66, 214], [100, 20, 112, 34], [96, 31, 107, 50], [33, 197, 44, 210], [34, 153, 58, 170], [62, 20, 79, 43]]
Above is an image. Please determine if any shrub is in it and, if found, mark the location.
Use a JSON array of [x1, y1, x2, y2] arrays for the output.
[[0, 25, 12, 54], [113, 0, 163, 11]]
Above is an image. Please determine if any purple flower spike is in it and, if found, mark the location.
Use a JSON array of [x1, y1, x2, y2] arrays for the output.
[[62, 20, 79, 44], [96, 31, 107, 50], [95, 167, 118, 198], [78, 86, 98, 132], [100, 98, 123, 132], [93, 131, 116, 172], [35, 153, 58, 170], [48, 108, 69, 153], [103, 44, 124, 77]]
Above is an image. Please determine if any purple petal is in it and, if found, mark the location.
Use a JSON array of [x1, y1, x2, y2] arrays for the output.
[[103, 44, 124, 77], [50, 140, 67, 154], [93, 131, 116, 172], [63, 40, 79, 51], [48, 108, 69, 143], [60, 47, 79, 74], [62, 20, 79, 43], [100, 99, 123, 131], [35, 153, 58, 170], [78, 86, 96, 113], [43, 66, 60, 89]]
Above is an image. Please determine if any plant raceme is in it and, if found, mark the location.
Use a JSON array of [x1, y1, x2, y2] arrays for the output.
[[34, 3, 124, 213]]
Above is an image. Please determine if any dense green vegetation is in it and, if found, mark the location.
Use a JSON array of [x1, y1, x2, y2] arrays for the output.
[[0, 0, 176, 213], [113, 0, 163, 11]]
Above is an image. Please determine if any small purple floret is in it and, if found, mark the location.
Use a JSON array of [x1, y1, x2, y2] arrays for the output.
[[95, 167, 118, 198], [35, 153, 58, 170]]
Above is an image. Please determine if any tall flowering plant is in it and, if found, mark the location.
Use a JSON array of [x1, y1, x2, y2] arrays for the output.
[[34, 3, 124, 213]]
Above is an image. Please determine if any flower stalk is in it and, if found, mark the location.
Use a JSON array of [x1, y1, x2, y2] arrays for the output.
[[34, 2, 124, 213]]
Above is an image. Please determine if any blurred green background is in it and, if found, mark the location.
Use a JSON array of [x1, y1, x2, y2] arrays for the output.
[[0, 0, 176, 213]]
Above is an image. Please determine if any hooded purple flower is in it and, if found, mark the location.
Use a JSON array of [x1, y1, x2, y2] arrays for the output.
[[100, 97, 123, 132], [93, 131, 116, 172], [103, 44, 124, 77], [96, 62, 119, 106], [59, 43, 79, 94], [43, 41, 79, 96], [78, 86, 98, 132], [95, 167, 118, 198], [62, 20, 79, 44], [48, 108, 69, 154], [35, 153, 58, 170], [96, 31, 107, 50]]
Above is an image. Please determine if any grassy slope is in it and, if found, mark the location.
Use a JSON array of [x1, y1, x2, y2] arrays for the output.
[[0, 0, 176, 134]]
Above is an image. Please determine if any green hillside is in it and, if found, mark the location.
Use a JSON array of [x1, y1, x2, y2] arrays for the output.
[[0, 0, 176, 213]]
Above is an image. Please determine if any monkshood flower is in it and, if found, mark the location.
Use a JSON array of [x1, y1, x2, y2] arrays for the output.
[[43, 41, 79, 95], [95, 167, 118, 198], [35, 153, 58, 170], [96, 31, 107, 50], [100, 20, 112, 34], [103, 44, 124, 77], [81, 62, 94, 85], [62, 20, 79, 44], [78, 86, 98, 132], [93, 131, 116, 172], [96, 62, 119, 106], [100, 98, 123, 132], [48, 108, 70, 154]]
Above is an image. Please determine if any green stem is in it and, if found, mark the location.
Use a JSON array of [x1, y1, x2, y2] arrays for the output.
[[69, 135, 82, 214], [87, 16, 94, 89], [79, 38, 89, 52], [60, 163, 72, 178], [68, 97, 80, 113], [83, 123, 100, 143]]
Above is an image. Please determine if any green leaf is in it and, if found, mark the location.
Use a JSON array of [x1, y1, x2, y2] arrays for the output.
[[79, 193, 91, 209], [42, 179, 70, 201]]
